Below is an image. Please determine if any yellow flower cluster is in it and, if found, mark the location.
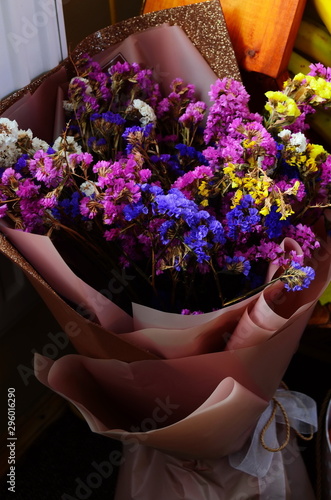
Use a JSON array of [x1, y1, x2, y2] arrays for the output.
[[223, 163, 271, 208], [293, 73, 331, 103], [198, 180, 210, 207], [265, 91, 301, 118], [285, 143, 326, 175]]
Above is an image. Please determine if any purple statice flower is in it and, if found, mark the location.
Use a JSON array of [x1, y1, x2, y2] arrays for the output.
[[135, 68, 162, 107], [77, 94, 99, 117], [53, 191, 81, 220], [40, 195, 58, 209], [275, 178, 306, 201], [79, 196, 99, 220], [179, 101, 207, 127], [92, 111, 126, 127], [170, 78, 195, 101], [88, 71, 111, 100], [69, 152, 94, 171], [150, 153, 183, 178], [157, 79, 196, 119], [154, 189, 225, 263], [16, 179, 40, 198], [202, 146, 226, 171], [76, 53, 102, 74], [225, 194, 261, 241], [236, 121, 277, 170], [172, 166, 213, 195], [285, 223, 320, 258], [217, 136, 245, 165], [109, 61, 140, 77], [155, 188, 197, 219], [1, 167, 21, 185], [319, 155, 331, 193], [254, 240, 284, 261], [28, 150, 64, 188], [184, 224, 211, 263], [208, 218, 226, 244], [19, 198, 45, 233], [181, 309, 204, 315], [139, 169, 152, 183], [204, 78, 260, 144], [103, 227, 121, 242], [68, 77, 90, 101], [103, 111, 126, 126], [87, 137, 107, 150], [141, 184, 164, 196], [308, 63, 331, 82], [281, 261, 315, 291]]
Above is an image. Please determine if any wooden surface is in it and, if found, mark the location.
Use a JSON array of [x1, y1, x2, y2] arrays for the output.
[[142, 0, 307, 78]]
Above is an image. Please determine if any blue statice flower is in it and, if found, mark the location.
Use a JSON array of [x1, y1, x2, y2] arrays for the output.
[[52, 191, 81, 220], [175, 143, 208, 165], [123, 200, 148, 221], [281, 261, 315, 291], [88, 137, 107, 149], [277, 155, 300, 179], [184, 225, 211, 263], [101, 111, 126, 126], [150, 154, 184, 178], [275, 142, 284, 158], [15, 154, 29, 173], [159, 220, 176, 244], [140, 184, 164, 196], [122, 124, 154, 153], [88, 136, 97, 148], [209, 219, 226, 244], [155, 188, 197, 219], [226, 195, 261, 240], [225, 255, 251, 276], [265, 206, 290, 238]]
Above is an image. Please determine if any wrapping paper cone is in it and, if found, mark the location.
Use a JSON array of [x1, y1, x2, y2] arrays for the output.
[[33, 301, 318, 459]]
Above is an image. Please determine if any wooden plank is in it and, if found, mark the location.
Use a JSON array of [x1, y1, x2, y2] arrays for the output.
[[142, 0, 307, 78]]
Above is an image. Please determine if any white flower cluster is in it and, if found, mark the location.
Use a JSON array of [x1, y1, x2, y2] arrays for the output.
[[278, 129, 307, 153], [52, 135, 82, 154], [0, 118, 20, 168], [132, 99, 157, 126], [0, 117, 49, 168]]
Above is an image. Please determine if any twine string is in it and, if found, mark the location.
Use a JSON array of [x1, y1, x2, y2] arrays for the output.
[[260, 395, 314, 453]]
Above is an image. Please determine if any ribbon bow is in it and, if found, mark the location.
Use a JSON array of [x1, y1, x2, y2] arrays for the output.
[[229, 389, 318, 498]]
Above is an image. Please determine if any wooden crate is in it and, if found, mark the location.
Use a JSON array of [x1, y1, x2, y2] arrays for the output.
[[142, 0, 307, 78]]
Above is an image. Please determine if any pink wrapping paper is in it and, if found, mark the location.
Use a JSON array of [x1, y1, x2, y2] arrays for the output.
[[0, 218, 329, 460]]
